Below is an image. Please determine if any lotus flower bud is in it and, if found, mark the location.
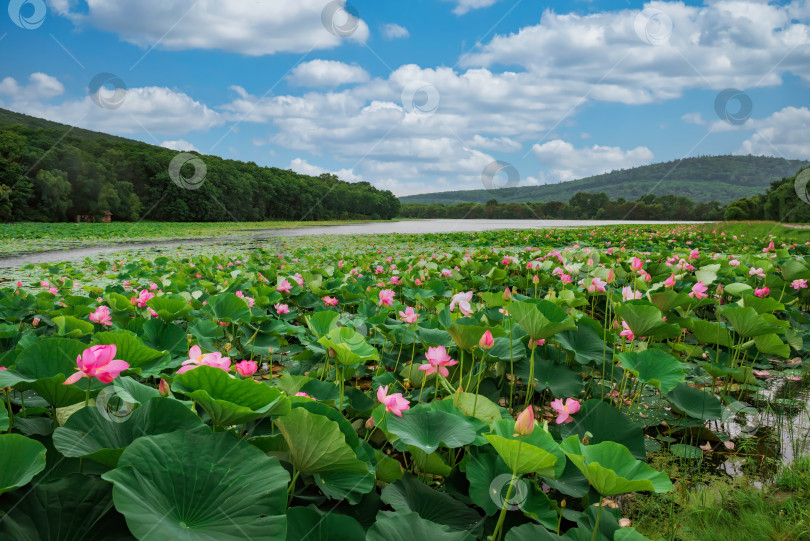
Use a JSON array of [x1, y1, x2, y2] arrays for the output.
[[606, 268, 616, 284], [32, 318, 40, 326], [158, 378, 170, 397], [365, 417, 375, 430], [514, 406, 535, 437], [479, 330, 495, 350], [328, 347, 337, 358], [502, 287, 512, 300], [532, 274, 539, 284]]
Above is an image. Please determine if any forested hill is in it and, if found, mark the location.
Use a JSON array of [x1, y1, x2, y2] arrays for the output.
[[0, 108, 399, 222], [399, 155, 809, 205]]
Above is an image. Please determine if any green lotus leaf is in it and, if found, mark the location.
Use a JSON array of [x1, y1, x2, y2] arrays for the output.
[[0, 434, 47, 495], [203, 292, 251, 324], [387, 408, 477, 454], [275, 407, 369, 475], [0, 473, 113, 540], [306, 310, 340, 337], [618, 349, 685, 394], [691, 319, 733, 347], [560, 435, 672, 496], [146, 296, 191, 322], [718, 306, 779, 337], [317, 326, 380, 366], [53, 397, 205, 467], [102, 430, 289, 540], [172, 365, 290, 426], [559, 400, 646, 459], [367, 511, 475, 541], [554, 325, 611, 365], [381, 475, 484, 535], [286, 506, 366, 541], [615, 302, 679, 339], [447, 318, 488, 351], [508, 300, 577, 341], [665, 382, 723, 420], [647, 290, 692, 312], [52, 315, 94, 337]]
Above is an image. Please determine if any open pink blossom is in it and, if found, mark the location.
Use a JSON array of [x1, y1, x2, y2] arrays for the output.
[[664, 274, 676, 288], [177, 345, 231, 374], [63, 345, 129, 385], [791, 279, 808, 290], [378, 289, 395, 307], [277, 279, 292, 294], [550, 398, 581, 424], [274, 303, 289, 314], [89, 306, 112, 326], [630, 257, 644, 271], [131, 289, 154, 307], [621, 286, 641, 301], [323, 296, 339, 306], [749, 267, 765, 278], [376, 384, 410, 417], [449, 291, 474, 315], [398, 306, 418, 323], [418, 346, 458, 377], [234, 360, 258, 377], [729, 259, 741, 267], [689, 282, 708, 299]]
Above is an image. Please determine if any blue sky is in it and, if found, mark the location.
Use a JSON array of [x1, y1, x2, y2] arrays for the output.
[[2, 0, 809, 196]]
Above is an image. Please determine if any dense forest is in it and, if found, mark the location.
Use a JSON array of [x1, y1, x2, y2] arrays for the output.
[[400, 192, 724, 221], [0, 108, 400, 222], [400, 155, 809, 206], [725, 166, 810, 223]]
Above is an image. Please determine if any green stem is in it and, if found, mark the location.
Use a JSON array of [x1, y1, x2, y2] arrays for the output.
[[524, 346, 536, 408], [84, 378, 92, 408], [590, 499, 604, 541], [491, 440, 522, 541], [287, 467, 300, 506]]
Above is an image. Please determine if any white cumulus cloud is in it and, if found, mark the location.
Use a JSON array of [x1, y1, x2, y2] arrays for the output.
[[532, 140, 654, 183], [288, 60, 369, 87]]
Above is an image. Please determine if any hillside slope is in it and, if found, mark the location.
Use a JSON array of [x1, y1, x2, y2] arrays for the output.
[[399, 156, 809, 205], [0, 108, 399, 222]]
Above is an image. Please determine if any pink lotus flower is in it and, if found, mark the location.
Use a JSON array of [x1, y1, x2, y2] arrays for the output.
[[479, 330, 495, 350], [274, 303, 290, 314], [749, 267, 765, 278], [149, 282, 158, 290], [323, 296, 339, 307], [292, 273, 304, 287], [295, 392, 311, 398], [48, 287, 59, 295], [630, 257, 644, 271], [378, 289, 395, 307], [63, 345, 129, 385], [376, 384, 410, 417], [177, 345, 231, 374], [277, 279, 292, 294], [689, 281, 708, 299], [550, 398, 581, 424], [418, 346, 458, 377], [89, 306, 112, 326], [664, 274, 676, 288], [514, 406, 535, 436], [32, 317, 40, 326], [234, 360, 258, 377], [754, 287, 770, 298], [560, 274, 573, 285], [399, 306, 418, 323], [729, 259, 741, 267], [621, 286, 640, 301], [131, 289, 154, 307], [449, 291, 474, 315], [791, 279, 808, 290], [620, 321, 635, 342]]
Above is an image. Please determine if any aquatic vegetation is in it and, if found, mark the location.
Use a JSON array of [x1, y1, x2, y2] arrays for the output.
[[0, 223, 808, 539]]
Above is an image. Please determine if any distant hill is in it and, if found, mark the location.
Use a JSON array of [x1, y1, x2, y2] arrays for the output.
[[0, 107, 399, 222], [399, 156, 809, 205]]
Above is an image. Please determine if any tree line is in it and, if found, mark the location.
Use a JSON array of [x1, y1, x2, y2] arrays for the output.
[[724, 166, 810, 223], [400, 192, 724, 221], [0, 120, 400, 222]]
